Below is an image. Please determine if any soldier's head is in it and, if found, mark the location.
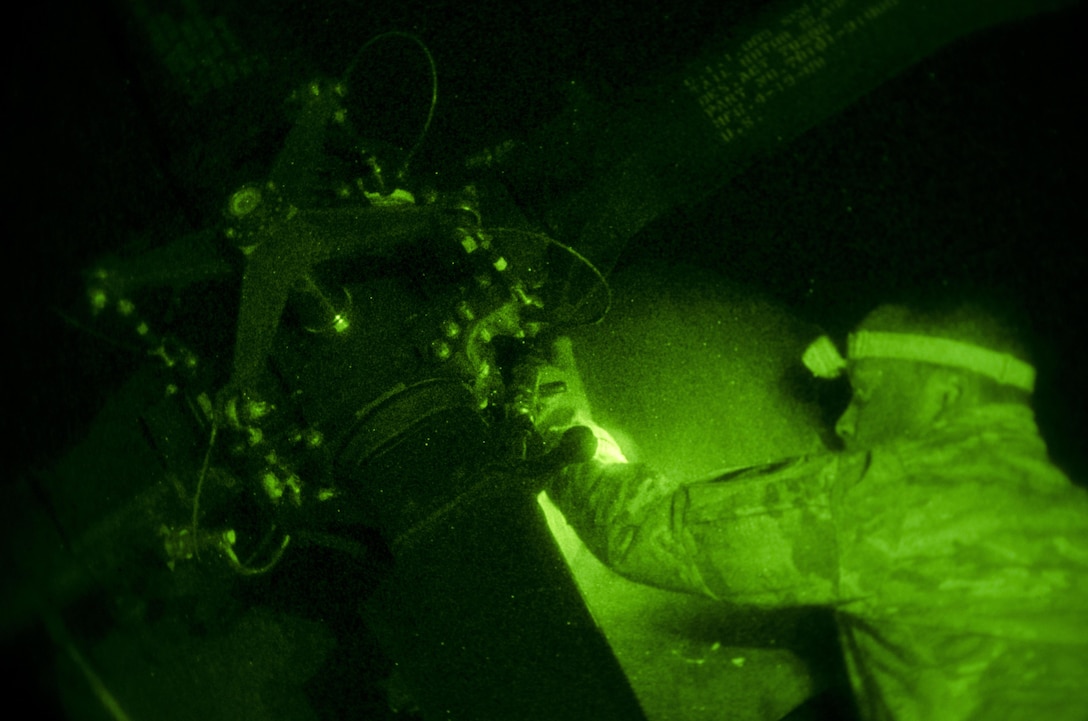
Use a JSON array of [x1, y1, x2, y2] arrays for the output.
[[803, 296, 1036, 451]]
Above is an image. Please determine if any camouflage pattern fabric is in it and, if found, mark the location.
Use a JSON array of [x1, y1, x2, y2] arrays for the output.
[[547, 404, 1088, 719]]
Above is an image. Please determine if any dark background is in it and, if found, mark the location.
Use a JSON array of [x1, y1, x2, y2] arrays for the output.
[[5, 0, 1085, 489], [621, 3, 1088, 480]]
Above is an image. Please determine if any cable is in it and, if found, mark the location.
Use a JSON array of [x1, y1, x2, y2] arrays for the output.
[[224, 532, 291, 576], [345, 31, 438, 179], [190, 421, 218, 551], [487, 227, 613, 325]]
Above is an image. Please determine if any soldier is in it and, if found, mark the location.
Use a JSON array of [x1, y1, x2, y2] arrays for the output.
[[537, 300, 1088, 720]]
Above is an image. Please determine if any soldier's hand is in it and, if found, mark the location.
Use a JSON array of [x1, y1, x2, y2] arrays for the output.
[[534, 336, 595, 452]]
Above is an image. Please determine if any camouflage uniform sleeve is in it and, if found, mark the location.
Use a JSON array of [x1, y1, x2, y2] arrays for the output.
[[547, 453, 870, 606]]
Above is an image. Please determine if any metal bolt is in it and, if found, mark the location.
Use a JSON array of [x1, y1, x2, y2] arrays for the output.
[[431, 339, 452, 360], [89, 288, 108, 312], [229, 187, 262, 218], [246, 399, 272, 421]]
